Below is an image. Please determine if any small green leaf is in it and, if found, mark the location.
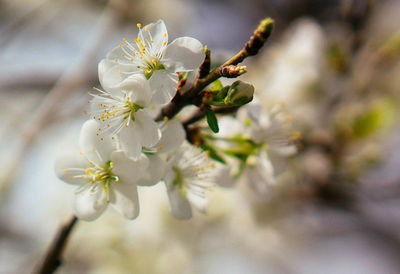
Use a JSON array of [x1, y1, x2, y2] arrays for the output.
[[210, 79, 223, 92], [205, 107, 219, 133]]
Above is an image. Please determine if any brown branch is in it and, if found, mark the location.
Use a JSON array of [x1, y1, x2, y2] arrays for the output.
[[34, 215, 78, 274], [155, 18, 274, 122]]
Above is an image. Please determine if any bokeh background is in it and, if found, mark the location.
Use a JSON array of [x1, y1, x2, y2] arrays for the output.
[[1, 0, 400, 273]]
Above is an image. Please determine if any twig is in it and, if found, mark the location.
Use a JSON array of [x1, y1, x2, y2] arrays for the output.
[[33, 215, 78, 274], [155, 18, 274, 121]]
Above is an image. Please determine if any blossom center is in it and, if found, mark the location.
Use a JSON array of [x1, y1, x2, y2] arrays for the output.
[[86, 161, 119, 189]]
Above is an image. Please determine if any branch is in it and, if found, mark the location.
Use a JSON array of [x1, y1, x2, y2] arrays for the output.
[[34, 215, 78, 274], [155, 18, 274, 121]]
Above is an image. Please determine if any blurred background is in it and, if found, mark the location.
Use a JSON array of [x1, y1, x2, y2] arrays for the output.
[[1, 0, 400, 273]]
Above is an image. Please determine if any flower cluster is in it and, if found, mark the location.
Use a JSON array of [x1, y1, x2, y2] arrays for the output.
[[56, 20, 213, 221], [55, 18, 296, 222]]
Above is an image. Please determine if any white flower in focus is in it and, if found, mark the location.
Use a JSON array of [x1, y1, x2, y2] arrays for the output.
[[90, 75, 161, 160], [163, 142, 215, 219], [55, 120, 157, 221], [99, 20, 204, 104]]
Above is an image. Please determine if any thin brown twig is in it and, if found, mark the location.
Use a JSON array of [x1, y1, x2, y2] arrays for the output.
[[155, 18, 274, 122], [33, 215, 78, 274]]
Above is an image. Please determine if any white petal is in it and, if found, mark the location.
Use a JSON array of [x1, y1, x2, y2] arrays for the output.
[[136, 155, 165, 186], [166, 183, 192, 219], [186, 191, 207, 213], [111, 183, 140, 219], [246, 154, 276, 195], [74, 185, 107, 221], [120, 75, 152, 107], [162, 37, 204, 72], [155, 120, 185, 153], [149, 70, 178, 105], [118, 124, 142, 160], [55, 151, 88, 185], [105, 45, 135, 65], [111, 151, 149, 183], [135, 109, 161, 147], [79, 120, 115, 166], [98, 59, 134, 91], [213, 165, 237, 188], [142, 19, 168, 54]]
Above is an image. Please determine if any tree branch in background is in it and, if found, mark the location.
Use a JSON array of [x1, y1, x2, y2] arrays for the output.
[[34, 215, 78, 274]]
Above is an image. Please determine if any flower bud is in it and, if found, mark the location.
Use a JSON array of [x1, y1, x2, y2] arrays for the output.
[[224, 81, 254, 106]]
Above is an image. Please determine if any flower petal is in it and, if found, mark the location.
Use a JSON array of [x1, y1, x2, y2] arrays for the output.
[[136, 155, 165, 186], [142, 19, 168, 55], [98, 59, 135, 91], [120, 75, 152, 107], [79, 120, 115, 166], [213, 164, 237, 188], [55, 150, 88, 185], [166, 183, 192, 219], [135, 109, 161, 147], [74, 185, 107, 221], [246, 153, 276, 196], [111, 151, 149, 184], [155, 120, 185, 153], [118, 124, 142, 160], [111, 183, 140, 219], [162, 37, 204, 72], [149, 70, 178, 105]]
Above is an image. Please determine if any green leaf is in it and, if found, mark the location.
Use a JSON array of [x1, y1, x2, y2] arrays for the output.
[[210, 79, 223, 92], [205, 107, 219, 133], [200, 144, 226, 164]]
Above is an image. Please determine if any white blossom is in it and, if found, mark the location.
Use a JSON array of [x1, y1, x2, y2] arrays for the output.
[[55, 120, 161, 221], [89, 75, 161, 160], [99, 20, 204, 105], [213, 103, 298, 195], [163, 142, 215, 219]]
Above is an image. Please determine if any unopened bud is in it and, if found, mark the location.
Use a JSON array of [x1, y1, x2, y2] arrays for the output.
[[224, 81, 254, 106]]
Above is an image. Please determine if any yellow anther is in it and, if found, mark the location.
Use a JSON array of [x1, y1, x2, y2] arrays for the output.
[[79, 152, 83, 155], [92, 147, 96, 151], [119, 44, 122, 47], [163, 116, 169, 121], [163, 33, 167, 37], [63, 169, 68, 172], [83, 110, 88, 114], [112, 136, 115, 140], [150, 105, 155, 110], [137, 38, 141, 42], [118, 69, 122, 73], [137, 23, 141, 28], [115, 59, 118, 62], [121, 54, 125, 57], [123, 37, 127, 41], [157, 145, 163, 151], [145, 26, 148, 31], [151, 59, 156, 64], [162, 41, 167, 46], [85, 168, 90, 174], [110, 162, 114, 167], [115, 177, 119, 182], [130, 58, 134, 61], [151, 40, 154, 43], [100, 137, 104, 141]]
